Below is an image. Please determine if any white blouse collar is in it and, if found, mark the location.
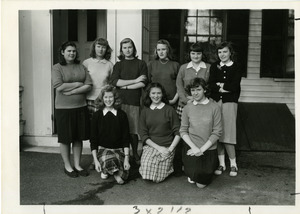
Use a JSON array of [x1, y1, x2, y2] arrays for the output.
[[220, 60, 233, 67], [150, 102, 165, 110], [187, 61, 207, 71], [192, 98, 209, 105], [103, 108, 117, 116]]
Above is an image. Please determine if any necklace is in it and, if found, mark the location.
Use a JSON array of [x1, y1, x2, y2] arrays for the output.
[[159, 59, 169, 64]]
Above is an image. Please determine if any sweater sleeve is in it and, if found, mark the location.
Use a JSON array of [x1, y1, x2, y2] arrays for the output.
[[208, 104, 222, 144], [51, 64, 63, 89], [204, 63, 211, 82], [176, 65, 188, 104], [147, 61, 153, 82], [140, 60, 149, 85], [120, 110, 131, 148], [139, 108, 150, 143], [170, 107, 180, 136], [83, 66, 93, 85], [223, 64, 242, 93], [110, 61, 121, 86], [179, 105, 189, 138], [90, 111, 101, 151], [208, 64, 220, 93]]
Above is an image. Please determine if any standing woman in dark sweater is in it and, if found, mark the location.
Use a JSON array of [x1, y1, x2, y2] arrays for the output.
[[208, 42, 242, 177], [90, 85, 131, 184], [52, 41, 92, 178], [139, 83, 181, 183], [110, 38, 148, 165], [147, 39, 180, 106]]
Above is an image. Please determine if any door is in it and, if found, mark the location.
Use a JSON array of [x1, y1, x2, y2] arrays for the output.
[[51, 9, 107, 133]]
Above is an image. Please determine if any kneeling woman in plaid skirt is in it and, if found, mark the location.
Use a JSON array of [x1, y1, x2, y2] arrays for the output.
[[139, 83, 181, 183], [90, 85, 131, 184]]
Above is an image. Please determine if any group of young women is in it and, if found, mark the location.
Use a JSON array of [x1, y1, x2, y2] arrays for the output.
[[51, 37, 241, 188]]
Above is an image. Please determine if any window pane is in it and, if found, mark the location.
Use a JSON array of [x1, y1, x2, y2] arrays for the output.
[[187, 10, 197, 16], [287, 39, 294, 55], [210, 37, 222, 45], [210, 17, 222, 35], [197, 17, 209, 35], [198, 10, 209, 16], [197, 36, 209, 43], [286, 56, 294, 73], [186, 17, 197, 34], [288, 18, 294, 37], [185, 36, 196, 43]]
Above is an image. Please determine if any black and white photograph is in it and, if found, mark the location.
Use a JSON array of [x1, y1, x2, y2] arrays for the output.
[[1, 0, 299, 214]]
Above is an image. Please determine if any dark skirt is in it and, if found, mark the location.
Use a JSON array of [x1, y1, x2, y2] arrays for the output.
[[182, 144, 218, 185], [55, 106, 90, 144], [97, 146, 129, 180]]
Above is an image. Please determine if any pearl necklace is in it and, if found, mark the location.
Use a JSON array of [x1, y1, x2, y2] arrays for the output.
[[159, 59, 169, 64]]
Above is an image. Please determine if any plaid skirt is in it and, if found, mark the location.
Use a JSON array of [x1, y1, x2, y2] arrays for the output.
[[176, 105, 185, 120], [97, 146, 129, 180], [87, 99, 99, 119], [139, 145, 175, 183]]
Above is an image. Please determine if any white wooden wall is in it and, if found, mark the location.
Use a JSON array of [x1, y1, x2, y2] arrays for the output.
[[240, 10, 295, 115]]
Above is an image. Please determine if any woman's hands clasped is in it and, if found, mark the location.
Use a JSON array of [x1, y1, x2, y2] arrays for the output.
[[187, 147, 203, 157]]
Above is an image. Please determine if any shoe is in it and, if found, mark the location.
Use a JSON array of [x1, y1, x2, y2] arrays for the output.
[[196, 183, 206, 188], [214, 165, 226, 175], [74, 168, 89, 177], [101, 172, 108, 180], [64, 168, 78, 178], [89, 163, 95, 170], [187, 177, 195, 184], [114, 174, 125, 184], [229, 166, 238, 177]]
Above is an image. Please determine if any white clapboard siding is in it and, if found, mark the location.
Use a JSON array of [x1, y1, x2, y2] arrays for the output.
[[241, 10, 295, 115]]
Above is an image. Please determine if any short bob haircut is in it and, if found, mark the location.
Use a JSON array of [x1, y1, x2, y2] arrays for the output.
[[216, 41, 236, 62], [187, 42, 207, 62], [143, 82, 169, 108], [154, 39, 174, 60], [94, 85, 122, 110], [89, 37, 112, 60], [58, 41, 80, 65], [118, 38, 138, 60], [185, 77, 210, 98]]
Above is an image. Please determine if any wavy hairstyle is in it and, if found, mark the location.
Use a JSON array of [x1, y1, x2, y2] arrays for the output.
[[154, 39, 174, 60], [185, 77, 210, 97], [143, 82, 169, 108], [58, 41, 80, 65], [89, 37, 112, 60], [216, 41, 236, 62], [94, 85, 122, 110], [118, 38, 138, 60]]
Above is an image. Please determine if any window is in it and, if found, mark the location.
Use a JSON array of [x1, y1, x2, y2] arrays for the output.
[[261, 10, 294, 78], [183, 10, 224, 63]]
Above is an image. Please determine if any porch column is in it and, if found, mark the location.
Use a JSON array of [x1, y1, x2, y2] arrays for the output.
[[107, 10, 143, 64]]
